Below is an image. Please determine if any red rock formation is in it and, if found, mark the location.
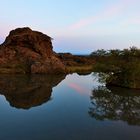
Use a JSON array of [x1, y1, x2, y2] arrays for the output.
[[0, 27, 66, 74]]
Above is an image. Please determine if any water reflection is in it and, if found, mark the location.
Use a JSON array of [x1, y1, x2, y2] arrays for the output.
[[89, 85, 140, 125], [0, 74, 65, 109]]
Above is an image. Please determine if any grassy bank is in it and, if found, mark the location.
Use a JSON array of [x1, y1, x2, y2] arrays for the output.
[[66, 65, 93, 73]]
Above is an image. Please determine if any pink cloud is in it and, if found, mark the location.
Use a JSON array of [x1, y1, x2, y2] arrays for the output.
[[68, 83, 87, 94], [129, 19, 140, 25], [68, 0, 133, 30], [119, 18, 140, 28], [69, 16, 98, 30]]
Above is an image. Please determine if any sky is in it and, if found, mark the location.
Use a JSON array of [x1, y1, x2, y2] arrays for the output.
[[0, 0, 140, 54]]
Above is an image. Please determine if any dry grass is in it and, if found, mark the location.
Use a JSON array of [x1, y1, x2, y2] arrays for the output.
[[66, 65, 93, 73]]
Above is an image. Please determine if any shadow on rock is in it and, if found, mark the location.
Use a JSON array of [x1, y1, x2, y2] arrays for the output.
[[0, 74, 66, 109]]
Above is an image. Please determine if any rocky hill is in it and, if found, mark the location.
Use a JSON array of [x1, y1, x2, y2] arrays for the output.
[[58, 53, 95, 66], [0, 27, 66, 74]]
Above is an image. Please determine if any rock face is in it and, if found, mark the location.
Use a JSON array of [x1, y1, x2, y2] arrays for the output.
[[58, 53, 95, 66], [0, 27, 66, 74]]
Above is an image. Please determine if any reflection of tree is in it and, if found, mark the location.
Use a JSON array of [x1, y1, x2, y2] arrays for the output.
[[0, 74, 66, 109], [89, 86, 140, 125]]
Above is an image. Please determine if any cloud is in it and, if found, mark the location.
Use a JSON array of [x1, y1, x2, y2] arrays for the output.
[[69, 17, 98, 30], [123, 18, 140, 25], [68, 83, 87, 94], [68, 0, 134, 30]]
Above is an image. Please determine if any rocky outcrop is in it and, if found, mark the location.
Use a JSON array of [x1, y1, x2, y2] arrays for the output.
[[0, 27, 66, 74], [58, 53, 95, 66]]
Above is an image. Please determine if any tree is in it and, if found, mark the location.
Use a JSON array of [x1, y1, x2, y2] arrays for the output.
[[93, 47, 140, 89]]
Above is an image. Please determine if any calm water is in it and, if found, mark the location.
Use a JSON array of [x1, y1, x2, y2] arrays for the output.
[[0, 73, 140, 140]]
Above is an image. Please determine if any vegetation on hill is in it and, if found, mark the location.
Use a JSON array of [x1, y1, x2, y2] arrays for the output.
[[91, 47, 140, 89], [58, 53, 95, 73]]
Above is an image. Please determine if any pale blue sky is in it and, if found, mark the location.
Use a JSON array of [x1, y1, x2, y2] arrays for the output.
[[0, 0, 140, 54]]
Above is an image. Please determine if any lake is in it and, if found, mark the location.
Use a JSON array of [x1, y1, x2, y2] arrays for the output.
[[0, 73, 140, 140]]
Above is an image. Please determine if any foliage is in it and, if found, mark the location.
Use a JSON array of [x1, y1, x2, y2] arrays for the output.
[[92, 47, 140, 89]]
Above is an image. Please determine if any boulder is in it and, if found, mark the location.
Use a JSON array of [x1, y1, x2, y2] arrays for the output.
[[0, 27, 66, 74]]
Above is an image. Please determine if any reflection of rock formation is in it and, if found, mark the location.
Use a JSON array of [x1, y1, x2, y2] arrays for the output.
[[0, 74, 65, 109], [89, 86, 140, 125]]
